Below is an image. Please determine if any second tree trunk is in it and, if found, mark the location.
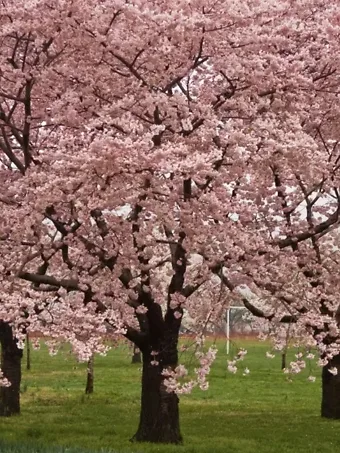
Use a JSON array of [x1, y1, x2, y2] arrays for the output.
[[0, 323, 23, 416], [321, 353, 340, 419], [85, 354, 94, 394]]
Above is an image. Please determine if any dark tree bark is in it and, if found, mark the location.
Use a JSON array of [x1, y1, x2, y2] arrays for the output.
[[129, 210, 186, 444], [85, 354, 94, 394], [281, 352, 286, 370], [26, 332, 31, 371], [131, 345, 141, 364], [0, 322, 23, 416], [321, 353, 340, 419], [131, 349, 182, 444]]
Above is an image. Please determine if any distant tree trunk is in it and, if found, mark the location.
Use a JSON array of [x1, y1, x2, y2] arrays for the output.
[[0, 322, 23, 416], [281, 323, 291, 371], [321, 353, 340, 419], [281, 352, 286, 370], [85, 354, 94, 394], [26, 333, 31, 371], [131, 325, 182, 444], [131, 345, 141, 364]]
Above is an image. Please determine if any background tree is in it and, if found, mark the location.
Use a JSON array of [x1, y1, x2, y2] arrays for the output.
[[26, 333, 31, 371], [85, 354, 94, 395], [0, 323, 22, 416], [131, 345, 142, 364]]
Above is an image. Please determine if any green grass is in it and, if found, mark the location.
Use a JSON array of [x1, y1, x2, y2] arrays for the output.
[[0, 339, 339, 453]]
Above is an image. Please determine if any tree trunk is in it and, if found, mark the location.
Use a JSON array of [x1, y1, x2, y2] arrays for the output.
[[85, 354, 94, 394], [321, 353, 340, 419], [0, 323, 23, 416], [281, 352, 286, 370], [131, 351, 182, 444], [26, 333, 31, 371], [131, 345, 141, 364]]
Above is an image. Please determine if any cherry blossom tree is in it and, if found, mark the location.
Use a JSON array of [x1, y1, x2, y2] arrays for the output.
[[226, 229, 340, 419], [1, 0, 340, 443]]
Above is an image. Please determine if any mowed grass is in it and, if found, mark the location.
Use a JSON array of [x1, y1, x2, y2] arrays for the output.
[[0, 338, 339, 453]]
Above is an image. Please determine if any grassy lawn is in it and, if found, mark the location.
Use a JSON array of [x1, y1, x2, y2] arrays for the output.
[[0, 338, 339, 453]]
